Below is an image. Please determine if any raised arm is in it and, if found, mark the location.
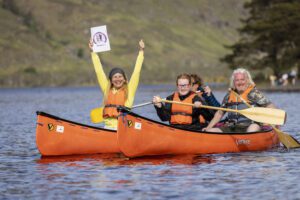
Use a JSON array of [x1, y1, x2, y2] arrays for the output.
[[202, 86, 221, 107], [89, 39, 109, 93], [125, 39, 145, 107]]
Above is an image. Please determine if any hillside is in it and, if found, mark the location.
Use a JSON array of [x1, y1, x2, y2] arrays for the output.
[[0, 0, 247, 87]]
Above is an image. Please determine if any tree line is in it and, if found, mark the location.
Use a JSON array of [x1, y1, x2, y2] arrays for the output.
[[222, 0, 300, 79]]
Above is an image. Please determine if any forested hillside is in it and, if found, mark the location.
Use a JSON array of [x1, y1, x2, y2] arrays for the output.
[[0, 0, 247, 87]]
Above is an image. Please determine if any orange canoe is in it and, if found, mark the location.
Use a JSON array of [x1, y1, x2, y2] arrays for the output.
[[117, 110, 280, 158], [36, 111, 119, 156]]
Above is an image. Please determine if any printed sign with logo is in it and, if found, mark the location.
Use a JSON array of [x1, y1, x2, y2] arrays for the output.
[[90, 25, 111, 53]]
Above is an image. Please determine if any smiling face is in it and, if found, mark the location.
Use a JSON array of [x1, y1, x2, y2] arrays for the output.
[[234, 73, 249, 93], [111, 73, 126, 89], [177, 78, 191, 96]]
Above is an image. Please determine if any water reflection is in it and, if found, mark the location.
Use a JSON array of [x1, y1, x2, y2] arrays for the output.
[[36, 154, 216, 166], [35, 153, 217, 198]]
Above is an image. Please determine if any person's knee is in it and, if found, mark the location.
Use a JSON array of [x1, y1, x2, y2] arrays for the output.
[[247, 124, 261, 132], [204, 128, 223, 132]]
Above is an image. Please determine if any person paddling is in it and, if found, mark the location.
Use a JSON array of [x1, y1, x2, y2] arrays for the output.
[[89, 39, 145, 130], [152, 73, 213, 130], [203, 68, 277, 133]]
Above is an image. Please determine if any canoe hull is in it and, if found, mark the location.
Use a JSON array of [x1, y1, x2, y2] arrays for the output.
[[36, 112, 119, 156], [117, 111, 279, 158]]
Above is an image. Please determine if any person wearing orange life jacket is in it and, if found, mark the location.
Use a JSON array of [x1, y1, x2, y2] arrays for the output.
[[203, 68, 277, 133], [89, 39, 145, 130], [102, 68, 128, 118], [152, 73, 213, 130]]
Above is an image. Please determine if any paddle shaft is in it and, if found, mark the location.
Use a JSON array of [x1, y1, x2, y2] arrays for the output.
[[132, 101, 153, 109], [161, 99, 286, 125], [131, 90, 202, 109], [162, 99, 248, 114]]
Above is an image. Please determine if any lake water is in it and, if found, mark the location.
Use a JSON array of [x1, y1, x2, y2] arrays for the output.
[[0, 85, 300, 200]]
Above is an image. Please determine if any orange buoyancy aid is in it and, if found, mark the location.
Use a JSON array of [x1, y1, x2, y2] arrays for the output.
[[103, 88, 126, 118], [199, 115, 206, 124], [226, 85, 255, 123], [228, 84, 255, 104], [170, 92, 196, 125]]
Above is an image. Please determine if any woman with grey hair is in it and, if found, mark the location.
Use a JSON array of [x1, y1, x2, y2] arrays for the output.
[[203, 68, 276, 133]]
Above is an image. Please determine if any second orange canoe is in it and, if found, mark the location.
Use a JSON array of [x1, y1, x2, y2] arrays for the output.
[[117, 110, 280, 158]]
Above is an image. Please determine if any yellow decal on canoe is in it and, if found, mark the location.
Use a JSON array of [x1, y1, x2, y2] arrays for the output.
[[127, 120, 133, 128], [48, 123, 54, 131]]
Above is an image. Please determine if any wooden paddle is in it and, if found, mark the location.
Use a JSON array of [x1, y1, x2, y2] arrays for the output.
[[160, 99, 287, 125], [229, 88, 300, 149]]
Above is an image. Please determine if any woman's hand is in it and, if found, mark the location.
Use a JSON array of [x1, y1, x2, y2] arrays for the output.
[[203, 86, 212, 96], [139, 39, 145, 50], [152, 96, 162, 108], [89, 38, 93, 51], [194, 101, 202, 108]]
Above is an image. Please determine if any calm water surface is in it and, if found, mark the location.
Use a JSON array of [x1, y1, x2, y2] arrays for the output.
[[0, 86, 300, 200]]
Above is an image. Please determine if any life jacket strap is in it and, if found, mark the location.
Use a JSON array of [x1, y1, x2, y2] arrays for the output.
[[171, 112, 193, 117], [104, 104, 118, 108]]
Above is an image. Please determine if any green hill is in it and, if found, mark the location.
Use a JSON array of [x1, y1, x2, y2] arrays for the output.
[[0, 0, 247, 87]]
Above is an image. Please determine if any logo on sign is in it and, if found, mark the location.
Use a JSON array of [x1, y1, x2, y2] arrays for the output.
[[93, 32, 107, 46]]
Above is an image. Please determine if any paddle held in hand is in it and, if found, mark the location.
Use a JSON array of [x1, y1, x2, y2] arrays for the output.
[[161, 99, 286, 125]]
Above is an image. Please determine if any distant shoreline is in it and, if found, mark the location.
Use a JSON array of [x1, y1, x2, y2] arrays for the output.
[[0, 83, 299, 92]]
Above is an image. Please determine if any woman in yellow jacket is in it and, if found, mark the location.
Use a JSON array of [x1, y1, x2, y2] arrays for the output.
[[89, 39, 145, 130]]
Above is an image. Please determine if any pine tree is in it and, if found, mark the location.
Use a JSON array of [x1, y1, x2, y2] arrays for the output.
[[221, 0, 300, 78]]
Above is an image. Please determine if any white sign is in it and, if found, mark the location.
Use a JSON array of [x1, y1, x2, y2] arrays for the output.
[[90, 25, 111, 53]]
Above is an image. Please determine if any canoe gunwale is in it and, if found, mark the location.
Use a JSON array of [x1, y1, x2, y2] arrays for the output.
[[118, 109, 274, 136], [36, 111, 116, 133]]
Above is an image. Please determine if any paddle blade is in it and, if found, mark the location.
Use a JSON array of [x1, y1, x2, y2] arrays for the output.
[[273, 127, 300, 148], [239, 107, 286, 125], [90, 107, 104, 123]]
